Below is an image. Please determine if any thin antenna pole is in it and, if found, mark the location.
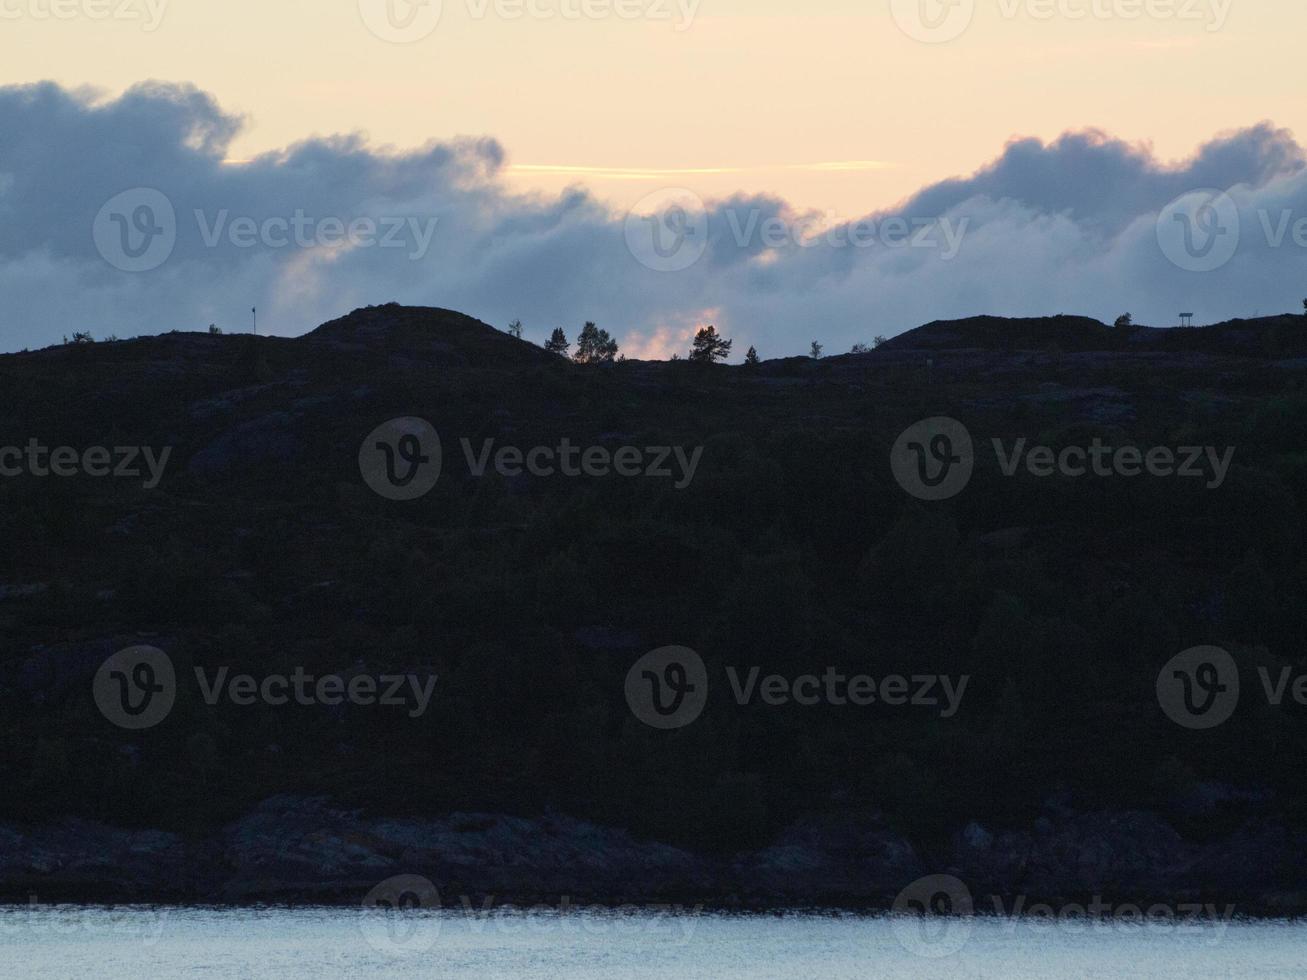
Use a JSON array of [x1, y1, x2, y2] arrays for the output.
[[252, 306, 257, 334]]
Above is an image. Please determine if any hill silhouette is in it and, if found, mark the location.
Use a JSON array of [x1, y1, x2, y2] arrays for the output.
[[307, 304, 558, 367], [878, 312, 1307, 357], [1, 304, 1305, 909]]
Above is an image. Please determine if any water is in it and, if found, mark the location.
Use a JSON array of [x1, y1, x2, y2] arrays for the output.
[[0, 906, 1301, 978]]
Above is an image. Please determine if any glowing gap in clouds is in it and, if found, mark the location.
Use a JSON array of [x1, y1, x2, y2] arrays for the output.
[[508, 160, 895, 180]]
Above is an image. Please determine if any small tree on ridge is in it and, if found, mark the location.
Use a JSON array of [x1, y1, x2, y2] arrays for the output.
[[544, 328, 570, 356], [689, 325, 733, 363], [574, 322, 619, 364]]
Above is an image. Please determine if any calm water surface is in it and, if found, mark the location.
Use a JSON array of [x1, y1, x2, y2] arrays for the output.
[[0, 906, 1301, 978]]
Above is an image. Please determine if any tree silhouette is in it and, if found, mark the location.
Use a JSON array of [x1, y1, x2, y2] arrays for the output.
[[544, 328, 570, 356], [1114, 313, 1133, 329], [507, 319, 524, 340], [574, 322, 619, 364], [689, 325, 733, 363], [809, 341, 823, 360], [744, 346, 760, 366]]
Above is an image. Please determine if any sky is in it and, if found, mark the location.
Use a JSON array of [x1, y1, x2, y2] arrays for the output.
[[0, 0, 1304, 357]]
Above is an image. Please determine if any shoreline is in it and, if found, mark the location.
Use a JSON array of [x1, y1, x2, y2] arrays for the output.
[[0, 895, 1303, 921], [1, 795, 1304, 917]]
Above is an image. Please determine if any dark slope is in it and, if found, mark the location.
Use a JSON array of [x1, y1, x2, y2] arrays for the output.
[[306, 303, 558, 367], [1, 306, 1306, 909], [878, 312, 1307, 357]]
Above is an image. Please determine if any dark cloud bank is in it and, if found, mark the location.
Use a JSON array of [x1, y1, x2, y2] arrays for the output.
[[1, 80, 1304, 357]]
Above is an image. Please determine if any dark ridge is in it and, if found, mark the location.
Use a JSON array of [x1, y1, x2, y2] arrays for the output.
[[13, 306, 1307, 369], [4, 301, 1307, 911], [878, 315, 1114, 353], [304, 303, 559, 367], [880, 312, 1307, 357]]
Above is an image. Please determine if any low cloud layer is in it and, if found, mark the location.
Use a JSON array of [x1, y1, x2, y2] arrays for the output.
[[1, 80, 1305, 358]]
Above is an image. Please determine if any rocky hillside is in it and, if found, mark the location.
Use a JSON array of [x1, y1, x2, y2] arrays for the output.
[[1, 304, 1306, 909]]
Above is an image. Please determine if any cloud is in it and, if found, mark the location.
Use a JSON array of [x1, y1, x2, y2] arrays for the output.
[[0, 80, 1304, 357], [622, 311, 718, 361]]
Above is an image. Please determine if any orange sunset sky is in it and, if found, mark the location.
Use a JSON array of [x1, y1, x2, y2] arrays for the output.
[[2, 0, 1296, 218]]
